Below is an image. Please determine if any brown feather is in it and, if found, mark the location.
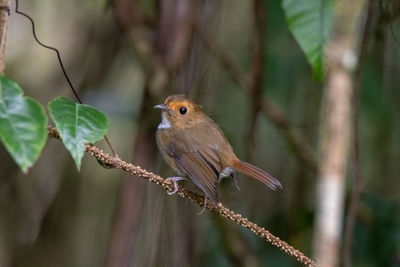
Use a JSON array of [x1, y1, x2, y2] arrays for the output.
[[231, 160, 282, 190], [174, 151, 219, 203], [157, 125, 223, 203]]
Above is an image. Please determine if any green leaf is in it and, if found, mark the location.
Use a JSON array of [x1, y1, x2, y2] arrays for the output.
[[48, 97, 109, 170], [282, 0, 333, 80], [0, 76, 47, 172]]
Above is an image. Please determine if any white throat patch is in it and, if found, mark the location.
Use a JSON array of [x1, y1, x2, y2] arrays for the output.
[[158, 113, 171, 129]]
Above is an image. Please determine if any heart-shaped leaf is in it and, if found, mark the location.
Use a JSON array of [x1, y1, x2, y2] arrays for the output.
[[0, 76, 47, 172], [282, 0, 333, 80], [48, 97, 109, 170]]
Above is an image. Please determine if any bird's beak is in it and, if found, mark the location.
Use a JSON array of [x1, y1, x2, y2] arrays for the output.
[[154, 104, 168, 111]]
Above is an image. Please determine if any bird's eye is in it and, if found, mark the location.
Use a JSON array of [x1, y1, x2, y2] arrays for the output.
[[179, 106, 187, 115]]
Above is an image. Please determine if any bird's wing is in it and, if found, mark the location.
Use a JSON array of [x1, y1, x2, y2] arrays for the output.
[[166, 134, 222, 203]]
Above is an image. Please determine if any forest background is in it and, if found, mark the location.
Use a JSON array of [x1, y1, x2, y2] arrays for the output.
[[0, 0, 399, 266]]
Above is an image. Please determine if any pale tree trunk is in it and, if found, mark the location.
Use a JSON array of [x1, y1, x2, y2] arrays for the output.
[[0, 1, 10, 267], [313, 1, 367, 267], [0, 0, 10, 74]]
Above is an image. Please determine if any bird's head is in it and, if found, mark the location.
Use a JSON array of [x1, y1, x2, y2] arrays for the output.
[[154, 94, 205, 130]]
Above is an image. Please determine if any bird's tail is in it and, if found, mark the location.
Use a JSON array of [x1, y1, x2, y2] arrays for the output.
[[232, 160, 282, 190]]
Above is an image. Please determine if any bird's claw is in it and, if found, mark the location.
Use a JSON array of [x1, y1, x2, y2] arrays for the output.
[[165, 177, 185, 195], [197, 196, 208, 215], [232, 174, 240, 191]]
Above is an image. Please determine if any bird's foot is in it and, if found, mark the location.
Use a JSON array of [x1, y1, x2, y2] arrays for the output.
[[232, 174, 240, 191], [165, 177, 186, 195], [197, 196, 208, 215], [218, 167, 240, 191]]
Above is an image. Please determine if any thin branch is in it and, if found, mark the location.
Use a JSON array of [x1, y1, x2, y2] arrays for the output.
[[195, 23, 248, 90], [47, 125, 316, 267], [245, 0, 265, 161], [195, 22, 318, 173], [260, 92, 318, 172], [0, 0, 10, 74]]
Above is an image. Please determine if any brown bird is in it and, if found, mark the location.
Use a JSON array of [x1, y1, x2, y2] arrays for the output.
[[155, 94, 281, 205]]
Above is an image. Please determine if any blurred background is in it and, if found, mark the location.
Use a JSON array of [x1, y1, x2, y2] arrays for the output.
[[1, 0, 400, 266]]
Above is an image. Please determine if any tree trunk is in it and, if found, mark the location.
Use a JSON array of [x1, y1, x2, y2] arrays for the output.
[[312, 1, 367, 267], [0, 0, 10, 74]]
